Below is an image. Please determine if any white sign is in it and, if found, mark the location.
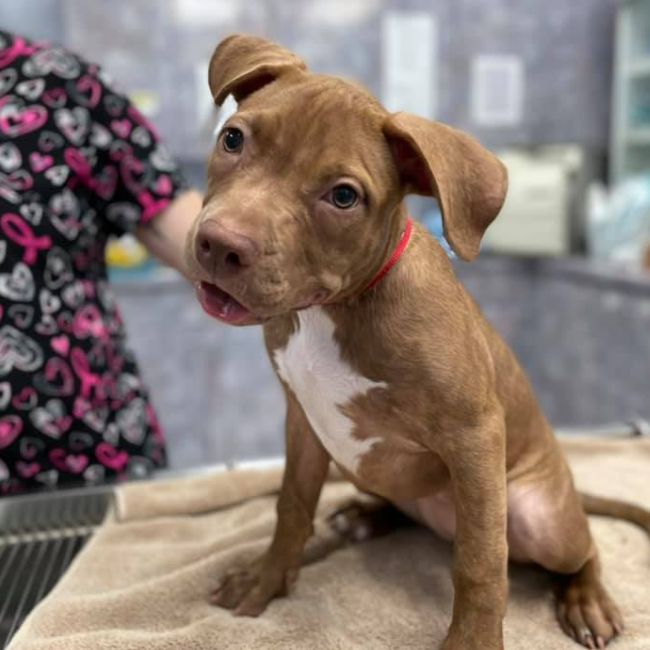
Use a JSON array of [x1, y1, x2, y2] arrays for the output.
[[471, 55, 524, 127], [381, 11, 437, 119], [174, 0, 239, 26], [195, 62, 210, 123], [305, 0, 380, 26]]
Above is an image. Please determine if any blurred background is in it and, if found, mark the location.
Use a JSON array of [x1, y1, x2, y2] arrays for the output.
[[2, 0, 648, 469]]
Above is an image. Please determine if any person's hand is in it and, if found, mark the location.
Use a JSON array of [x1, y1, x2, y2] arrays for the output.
[[135, 189, 203, 277]]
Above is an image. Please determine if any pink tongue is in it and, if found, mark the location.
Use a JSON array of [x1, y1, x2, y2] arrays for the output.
[[197, 282, 251, 324]]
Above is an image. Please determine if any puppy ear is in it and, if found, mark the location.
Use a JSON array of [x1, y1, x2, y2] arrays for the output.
[[384, 112, 508, 261], [209, 34, 307, 105]]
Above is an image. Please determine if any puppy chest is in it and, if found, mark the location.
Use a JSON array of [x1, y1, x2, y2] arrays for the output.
[[273, 308, 386, 474]]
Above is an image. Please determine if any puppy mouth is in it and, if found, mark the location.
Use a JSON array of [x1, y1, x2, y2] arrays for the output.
[[195, 281, 265, 326], [195, 278, 331, 326]]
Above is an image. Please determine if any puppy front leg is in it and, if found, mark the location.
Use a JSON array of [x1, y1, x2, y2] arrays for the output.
[[441, 410, 508, 650], [212, 393, 330, 616]]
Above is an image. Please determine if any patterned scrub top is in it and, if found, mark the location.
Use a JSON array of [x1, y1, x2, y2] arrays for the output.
[[0, 31, 187, 495]]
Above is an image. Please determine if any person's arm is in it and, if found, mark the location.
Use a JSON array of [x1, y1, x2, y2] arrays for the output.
[[134, 188, 203, 278], [69, 61, 202, 269]]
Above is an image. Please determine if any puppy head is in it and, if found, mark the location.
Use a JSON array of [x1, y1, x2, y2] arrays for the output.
[[185, 35, 507, 326]]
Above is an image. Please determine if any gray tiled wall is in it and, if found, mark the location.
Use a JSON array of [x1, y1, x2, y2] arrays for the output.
[[0, 0, 618, 161], [115, 257, 650, 470], [114, 278, 285, 469], [456, 257, 650, 428]]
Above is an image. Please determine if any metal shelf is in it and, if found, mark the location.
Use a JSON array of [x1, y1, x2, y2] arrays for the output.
[[627, 56, 650, 76], [611, 0, 650, 181], [625, 127, 650, 144]]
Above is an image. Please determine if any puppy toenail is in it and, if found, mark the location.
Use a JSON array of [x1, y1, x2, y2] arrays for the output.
[[580, 628, 594, 648], [352, 523, 371, 541], [333, 513, 350, 532]]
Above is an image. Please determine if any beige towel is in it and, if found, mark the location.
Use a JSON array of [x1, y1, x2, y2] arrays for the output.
[[10, 437, 650, 649]]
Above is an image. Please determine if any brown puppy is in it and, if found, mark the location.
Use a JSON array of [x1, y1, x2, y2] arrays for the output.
[[185, 35, 650, 650]]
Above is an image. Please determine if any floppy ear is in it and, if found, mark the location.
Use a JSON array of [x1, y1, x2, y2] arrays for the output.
[[209, 34, 307, 105], [384, 113, 508, 261]]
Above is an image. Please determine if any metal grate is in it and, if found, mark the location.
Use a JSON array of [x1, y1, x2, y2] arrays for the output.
[[0, 486, 113, 648]]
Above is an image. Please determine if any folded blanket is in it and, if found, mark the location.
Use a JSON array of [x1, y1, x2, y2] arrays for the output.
[[10, 437, 650, 649]]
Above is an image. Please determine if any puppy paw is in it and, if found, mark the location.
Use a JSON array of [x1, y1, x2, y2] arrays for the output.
[[557, 580, 623, 648], [328, 499, 410, 542], [211, 556, 297, 617]]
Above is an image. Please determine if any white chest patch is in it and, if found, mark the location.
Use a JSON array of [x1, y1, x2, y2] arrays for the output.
[[274, 307, 386, 474]]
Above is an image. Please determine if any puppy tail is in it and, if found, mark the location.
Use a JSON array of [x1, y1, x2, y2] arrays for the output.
[[581, 492, 650, 535]]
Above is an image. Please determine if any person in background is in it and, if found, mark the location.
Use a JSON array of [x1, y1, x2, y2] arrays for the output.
[[0, 30, 203, 495]]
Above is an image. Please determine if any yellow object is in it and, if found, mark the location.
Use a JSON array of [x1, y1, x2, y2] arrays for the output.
[[106, 236, 149, 268], [129, 90, 161, 118]]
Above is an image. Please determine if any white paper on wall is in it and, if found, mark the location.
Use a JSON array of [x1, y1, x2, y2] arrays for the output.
[[471, 55, 524, 127], [381, 11, 437, 119], [305, 0, 380, 26], [195, 62, 215, 132], [174, 0, 239, 26]]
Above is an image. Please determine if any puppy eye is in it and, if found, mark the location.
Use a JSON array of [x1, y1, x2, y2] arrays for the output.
[[222, 127, 244, 153], [329, 184, 358, 209]]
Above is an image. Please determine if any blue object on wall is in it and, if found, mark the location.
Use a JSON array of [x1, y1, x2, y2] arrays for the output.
[[421, 205, 455, 258]]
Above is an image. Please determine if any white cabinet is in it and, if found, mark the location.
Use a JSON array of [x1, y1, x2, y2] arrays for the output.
[[483, 147, 585, 256], [611, 0, 650, 182]]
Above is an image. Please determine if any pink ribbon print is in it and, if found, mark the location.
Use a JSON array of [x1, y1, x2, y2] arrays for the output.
[[1, 213, 52, 264], [139, 191, 170, 223], [64, 147, 92, 183], [127, 104, 159, 139], [70, 347, 102, 400], [0, 34, 178, 492], [72, 305, 110, 343], [0, 36, 39, 69]]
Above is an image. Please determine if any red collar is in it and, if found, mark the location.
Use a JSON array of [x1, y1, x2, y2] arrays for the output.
[[365, 218, 414, 291]]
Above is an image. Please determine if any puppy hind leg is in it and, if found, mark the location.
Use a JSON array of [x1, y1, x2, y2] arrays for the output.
[[510, 482, 623, 648], [328, 497, 413, 542], [555, 553, 623, 649]]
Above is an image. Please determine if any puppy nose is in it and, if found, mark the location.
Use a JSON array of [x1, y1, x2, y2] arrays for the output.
[[195, 221, 260, 275]]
